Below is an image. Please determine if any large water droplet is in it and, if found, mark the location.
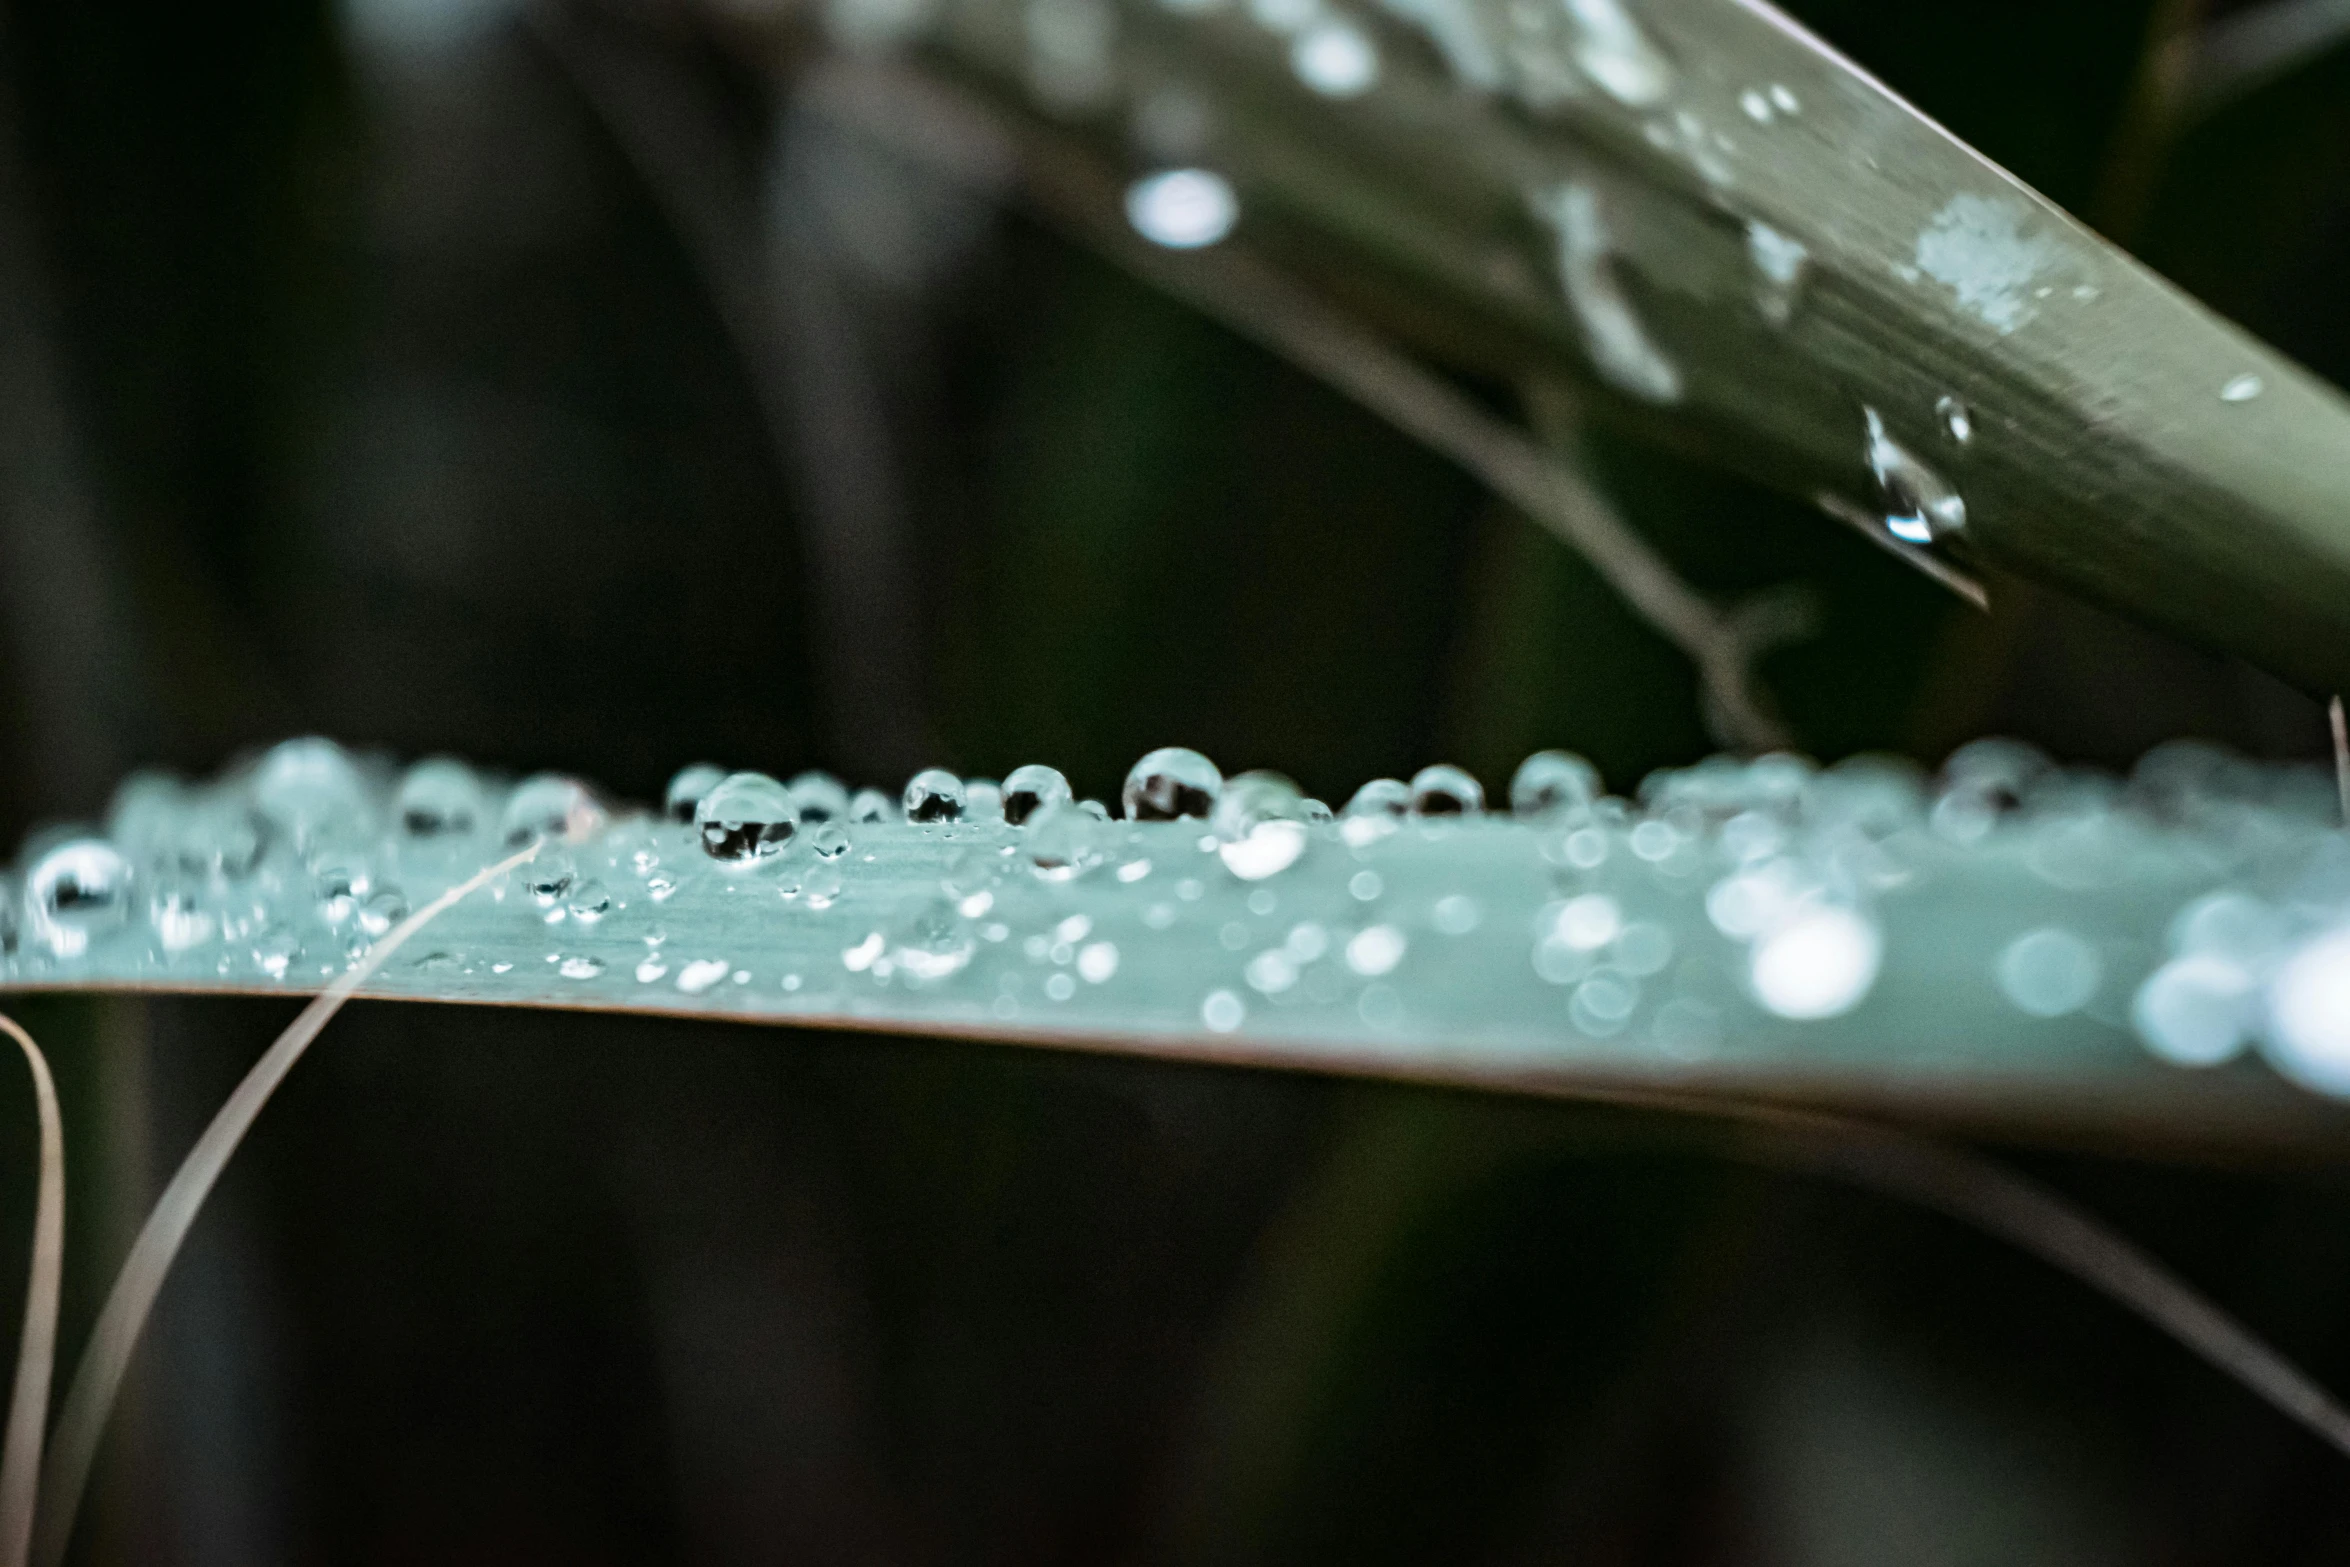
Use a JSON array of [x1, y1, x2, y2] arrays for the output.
[[849, 787, 899, 823], [890, 899, 977, 982], [1292, 17, 1379, 94], [1510, 750, 1600, 818], [1026, 801, 1111, 881], [1864, 406, 1966, 544], [1124, 747, 1222, 820], [1408, 764, 1484, 815], [665, 763, 728, 824], [1126, 169, 1238, 249], [1749, 906, 1881, 1019], [695, 772, 801, 866], [501, 774, 606, 846], [27, 839, 133, 959], [251, 737, 370, 850], [1003, 763, 1074, 826], [904, 768, 968, 823], [964, 780, 1006, 824], [396, 757, 487, 838], [789, 771, 851, 823]]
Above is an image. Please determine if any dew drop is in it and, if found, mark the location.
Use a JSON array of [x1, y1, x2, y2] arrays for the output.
[[1562, 0, 1672, 107], [149, 890, 215, 954], [665, 763, 728, 824], [1348, 870, 1382, 901], [1864, 406, 1966, 544], [964, 780, 1006, 824], [1201, 988, 1246, 1032], [1292, 17, 1378, 95], [1750, 906, 1881, 1020], [1124, 747, 1222, 820], [502, 774, 606, 847], [1510, 750, 1600, 818], [696, 772, 801, 866], [1739, 87, 1772, 123], [849, 787, 899, 823], [1769, 83, 1799, 114], [1244, 948, 1298, 994], [1745, 221, 1809, 327], [808, 823, 852, 860], [904, 768, 968, 823], [566, 879, 612, 922], [2221, 373, 2264, 404], [1126, 169, 1238, 249], [559, 955, 605, 980], [396, 757, 487, 838], [789, 771, 851, 823], [1003, 763, 1074, 826], [1408, 763, 1484, 815], [1078, 940, 1120, 983], [677, 957, 730, 994], [1995, 927, 2099, 1017], [1936, 394, 1974, 446], [2134, 954, 2255, 1067], [251, 738, 370, 850], [891, 899, 977, 982], [1345, 923, 1407, 976], [27, 839, 133, 959], [1432, 894, 1482, 934], [1025, 801, 1110, 881]]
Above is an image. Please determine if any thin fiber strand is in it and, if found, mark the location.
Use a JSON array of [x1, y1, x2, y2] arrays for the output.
[[28, 842, 541, 1567], [0, 1015, 61, 1567]]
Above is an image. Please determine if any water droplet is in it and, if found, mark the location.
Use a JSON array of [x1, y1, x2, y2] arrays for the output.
[[501, 774, 606, 846], [694, 772, 800, 866], [396, 757, 486, 838], [27, 839, 133, 959], [1739, 87, 1772, 123], [891, 899, 977, 982], [635, 956, 668, 983], [559, 955, 605, 980], [808, 823, 852, 860], [525, 857, 575, 909], [1571, 972, 1639, 1034], [1936, 395, 1974, 445], [2264, 927, 2350, 1094], [1769, 83, 1799, 114], [1292, 17, 1378, 94], [357, 888, 408, 938], [149, 889, 215, 953], [964, 780, 1006, 824], [1025, 801, 1110, 881], [1345, 923, 1406, 976], [1995, 927, 2099, 1017], [1126, 169, 1238, 249], [252, 926, 300, 979], [1750, 906, 1881, 1019], [904, 767, 967, 823], [1044, 971, 1077, 1001], [1078, 941, 1119, 982], [2221, 373, 2264, 403], [1124, 747, 1222, 820], [1864, 406, 1966, 544], [665, 763, 728, 824], [1408, 764, 1483, 815], [250, 737, 371, 851], [1510, 750, 1600, 818], [1201, 989, 1246, 1032], [2134, 954, 2255, 1066], [1529, 182, 1684, 404], [1244, 948, 1298, 994], [1348, 870, 1382, 901], [1614, 921, 1673, 975], [849, 787, 899, 823], [1562, 0, 1672, 106], [1745, 221, 1809, 326], [1003, 763, 1074, 825], [1431, 894, 1482, 934], [789, 771, 851, 823], [566, 879, 612, 922], [677, 957, 730, 994]]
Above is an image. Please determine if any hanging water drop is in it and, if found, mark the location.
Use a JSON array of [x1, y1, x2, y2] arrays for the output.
[[1863, 406, 1966, 544], [696, 772, 802, 866], [1002, 763, 1074, 826], [1409, 763, 1484, 815], [904, 767, 968, 823], [1124, 747, 1222, 820]]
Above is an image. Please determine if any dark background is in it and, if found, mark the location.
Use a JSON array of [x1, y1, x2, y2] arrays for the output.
[[7, 0, 2350, 1560]]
